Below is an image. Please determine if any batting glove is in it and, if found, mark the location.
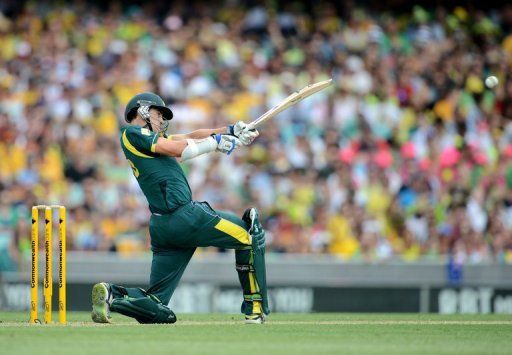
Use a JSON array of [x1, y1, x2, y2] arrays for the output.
[[211, 134, 241, 155], [227, 121, 259, 146]]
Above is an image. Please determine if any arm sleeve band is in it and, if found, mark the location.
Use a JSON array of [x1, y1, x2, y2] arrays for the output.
[[181, 137, 217, 161]]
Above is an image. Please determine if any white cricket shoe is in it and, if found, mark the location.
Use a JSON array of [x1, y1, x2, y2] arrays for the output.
[[245, 313, 266, 324]]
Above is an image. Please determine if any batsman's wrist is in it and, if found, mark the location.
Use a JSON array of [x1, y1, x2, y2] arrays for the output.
[[211, 133, 221, 143], [227, 125, 235, 135]]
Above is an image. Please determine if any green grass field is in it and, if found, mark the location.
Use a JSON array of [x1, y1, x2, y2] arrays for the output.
[[1, 312, 511, 354]]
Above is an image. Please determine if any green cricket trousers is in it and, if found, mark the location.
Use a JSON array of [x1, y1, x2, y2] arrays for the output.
[[108, 201, 268, 322]]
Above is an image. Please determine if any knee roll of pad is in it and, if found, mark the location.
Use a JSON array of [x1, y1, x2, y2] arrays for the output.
[[252, 229, 265, 250], [242, 208, 266, 250]]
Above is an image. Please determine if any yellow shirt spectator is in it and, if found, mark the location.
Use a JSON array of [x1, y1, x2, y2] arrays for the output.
[[327, 215, 360, 259]]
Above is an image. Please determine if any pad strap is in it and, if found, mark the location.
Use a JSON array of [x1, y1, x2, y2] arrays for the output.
[[243, 293, 263, 302]]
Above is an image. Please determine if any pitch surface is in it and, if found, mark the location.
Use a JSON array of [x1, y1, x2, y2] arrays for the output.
[[1, 312, 511, 354]]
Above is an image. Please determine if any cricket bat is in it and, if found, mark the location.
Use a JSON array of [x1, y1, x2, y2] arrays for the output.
[[247, 78, 333, 129]]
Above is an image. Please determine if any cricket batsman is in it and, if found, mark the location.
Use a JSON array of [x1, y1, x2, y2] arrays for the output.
[[91, 92, 268, 324]]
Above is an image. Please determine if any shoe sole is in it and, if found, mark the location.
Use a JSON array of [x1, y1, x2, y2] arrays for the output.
[[245, 319, 263, 324], [91, 283, 111, 324], [245, 316, 265, 324]]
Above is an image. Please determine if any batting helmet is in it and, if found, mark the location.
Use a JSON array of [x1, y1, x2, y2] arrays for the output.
[[124, 92, 173, 123]]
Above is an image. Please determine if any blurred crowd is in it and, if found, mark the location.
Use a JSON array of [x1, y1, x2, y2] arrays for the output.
[[1, 1, 512, 269]]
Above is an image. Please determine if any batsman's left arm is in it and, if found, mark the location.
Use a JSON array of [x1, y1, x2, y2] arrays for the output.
[[169, 128, 227, 141], [169, 121, 258, 146]]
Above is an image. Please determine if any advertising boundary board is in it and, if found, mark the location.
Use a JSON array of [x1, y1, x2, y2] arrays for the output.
[[3, 282, 512, 314]]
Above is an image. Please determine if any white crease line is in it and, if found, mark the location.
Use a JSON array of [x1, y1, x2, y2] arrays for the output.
[[1, 320, 512, 327]]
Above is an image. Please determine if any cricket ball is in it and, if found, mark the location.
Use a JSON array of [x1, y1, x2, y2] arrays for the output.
[[485, 75, 499, 89]]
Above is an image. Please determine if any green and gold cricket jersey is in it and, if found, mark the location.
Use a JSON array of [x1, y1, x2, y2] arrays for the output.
[[119, 125, 192, 214]]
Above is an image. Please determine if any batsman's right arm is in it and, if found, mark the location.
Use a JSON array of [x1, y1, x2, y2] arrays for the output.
[[154, 137, 188, 157], [154, 134, 241, 160]]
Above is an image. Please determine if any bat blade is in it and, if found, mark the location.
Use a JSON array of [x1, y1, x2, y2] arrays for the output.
[[248, 78, 333, 129]]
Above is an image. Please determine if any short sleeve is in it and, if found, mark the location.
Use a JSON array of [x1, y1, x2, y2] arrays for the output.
[[122, 126, 160, 154]]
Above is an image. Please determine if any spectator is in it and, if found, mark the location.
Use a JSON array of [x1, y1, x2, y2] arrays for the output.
[[0, 2, 511, 266]]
